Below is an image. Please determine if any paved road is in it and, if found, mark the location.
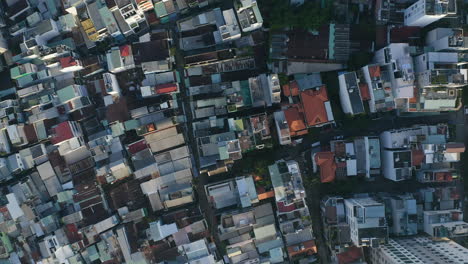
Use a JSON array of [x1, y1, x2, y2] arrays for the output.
[[169, 22, 221, 251]]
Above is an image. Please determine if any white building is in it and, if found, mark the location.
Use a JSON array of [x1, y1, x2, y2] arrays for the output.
[[344, 197, 388, 248], [413, 51, 466, 111], [236, 0, 263, 32], [273, 111, 291, 145], [404, 0, 456, 27], [369, 236, 468, 264], [380, 127, 419, 180], [360, 64, 395, 113], [423, 210, 468, 238], [374, 44, 415, 109], [381, 194, 418, 236], [218, 9, 241, 43], [426, 28, 468, 51], [268, 74, 281, 105], [380, 125, 463, 181], [115, 0, 146, 32]]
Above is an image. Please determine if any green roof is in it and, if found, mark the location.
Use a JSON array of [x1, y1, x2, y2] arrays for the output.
[[57, 85, 76, 103], [16, 75, 34, 87], [328, 24, 335, 60], [97, 241, 112, 262], [240, 80, 252, 106], [99, 7, 119, 33], [10, 67, 22, 79], [35, 121, 48, 140], [46, 0, 58, 16], [59, 14, 76, 29], [37, 70, 48, 79], [109, 49, 122, 70], [124, 119, 140, 131], [57, 190, 74, 203], [268, 163, 285, 200], [86, 245, 100, 262], [218, 145, 229, 160], [0, 232, 12, 253], [211, 73, 221, 83], [154, 2, 168, 18]]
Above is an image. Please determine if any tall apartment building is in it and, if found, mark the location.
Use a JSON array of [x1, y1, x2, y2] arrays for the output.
[[344, 197, 388, 248], [374, 43, 415, 111], [413, 51, 466, 111], [426, 28, 468, 51], [369, 236, 468, 264], [404, 0, 456, 27]]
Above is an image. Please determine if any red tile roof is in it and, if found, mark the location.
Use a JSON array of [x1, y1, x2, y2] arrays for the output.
[[315, 152, 336, 183], [155, 83, 178, 94], [337, 246, 363, 264], [128, 140, 148, 154], [277, 201, 296, 213], [50, 122, 74, 145], [120, 45, 130, 57], [359, 83, 371, 101], [284, 106, 307, 136], [411, 149, 424, 167], [60, 56, 78, 68], [300, 85, 330, 127]]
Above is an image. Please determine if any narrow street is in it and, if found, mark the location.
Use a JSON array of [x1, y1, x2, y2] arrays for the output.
[[167, 6, 468, 262], [170, 24, 220, 241]]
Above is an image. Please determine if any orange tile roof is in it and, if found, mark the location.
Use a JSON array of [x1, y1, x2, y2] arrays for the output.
[[411, 149, 424, 167], [289, 81, 299, 96], [284, 107, 307, 136], [282, 81, 300, 97], [359, 83, 371, 101], [287, 240, 317, 257], [314, 152, 336, 183], [258, 191, 275, 200], [300, 85, 330, 127]]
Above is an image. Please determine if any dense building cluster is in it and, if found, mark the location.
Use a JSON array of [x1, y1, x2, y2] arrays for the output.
[[0, 0, 466, 263]]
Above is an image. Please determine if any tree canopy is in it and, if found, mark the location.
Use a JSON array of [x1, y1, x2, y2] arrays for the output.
[[260, 0, 332, 31]]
